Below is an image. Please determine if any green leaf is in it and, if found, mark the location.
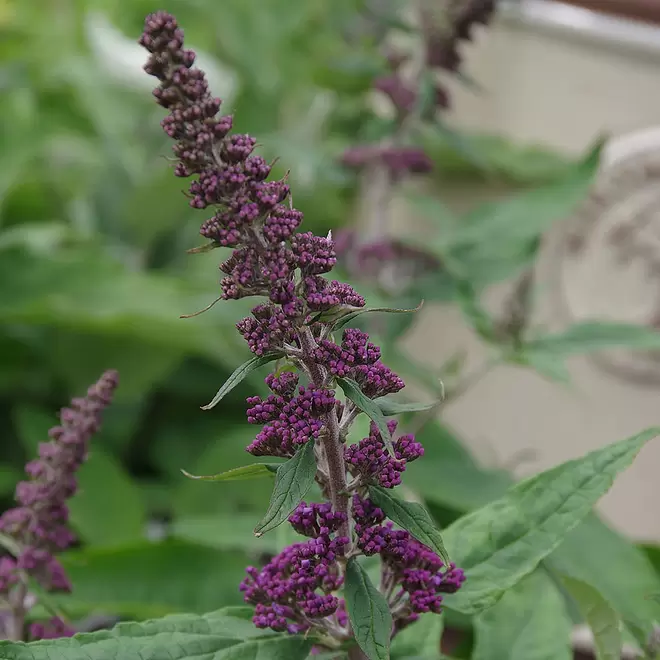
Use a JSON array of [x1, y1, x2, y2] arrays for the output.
[[561, 576, 622, 660], [345, 557, 392, 660], [173, 424, 276, 518], [374, 397, 438, 416], [369, 486, 451, 567], [471, 570, 572, 660], [332, 303, 423, 331], [391, 612, 443, 659], [58, 540, 248, 619], [454, 279, 497, 342], [524, 322, 660, 357], [68, 448, 145, 547], [12, 405, 55, 455], [254, 440, 317, 536], [182, 463, 280, 482], [172, 514, 304, 554], [0, 464, 20, 498], [442, 427, 659, 614], [0, 610, 313, 660], [337, 377, 394, 456], [202, 352, 283, 410]]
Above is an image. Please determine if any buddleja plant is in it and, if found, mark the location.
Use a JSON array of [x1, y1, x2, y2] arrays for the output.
[[0, 10, 658, 660]]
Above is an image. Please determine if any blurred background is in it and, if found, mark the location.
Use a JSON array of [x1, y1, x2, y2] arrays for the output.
[[2, 0, 660, 655]]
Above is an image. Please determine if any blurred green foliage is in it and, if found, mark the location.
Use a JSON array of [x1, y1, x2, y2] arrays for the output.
[[1, 0, 660, 655]]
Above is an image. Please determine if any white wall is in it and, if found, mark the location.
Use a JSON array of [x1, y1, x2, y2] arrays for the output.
[[403, 2, 660, 541]]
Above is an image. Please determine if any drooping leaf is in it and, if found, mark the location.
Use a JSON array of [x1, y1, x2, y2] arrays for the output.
[[254, 440, 317, 536], [471, 570, 572, 660], [337, 377, 394, 456], [68, 448, 145, 547], [58, 540, 248, 619], [331, 302, 423, 331], [561, 576, 622, 660], [442, 428, 659, 614], [0, 610, 312, 660], [374, 397, 437, 416], [390, 612, 443, 659], [345, 557, 392, 660], [181, 463, 280, 482], [202, 352, 283, 410], [369, 486, 451, 567]]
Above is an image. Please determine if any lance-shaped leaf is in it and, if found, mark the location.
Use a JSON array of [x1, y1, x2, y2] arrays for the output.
[[472, 570, 572, 660], [562, 576, 622, 660], [345, 557, 392, 660], [331, 302, 423, 331], [181, 463, 279, 482], [442, 427, 659, 614], [0, 609, 313, 660], [337, 378, 394, 457], [374, 396, 438, 416], [369, 486, 451, 567], [201, 352, 282, 410], [254, 440, 317, 537]]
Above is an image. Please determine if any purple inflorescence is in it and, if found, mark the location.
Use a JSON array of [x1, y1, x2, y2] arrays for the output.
[[353, 495, 465, 618], [140, 11, 464, 648], [0, 370, 118, 641], [240, 505, 349, 634], [246, 386, 337, 458], [346, 421, 424, 488]]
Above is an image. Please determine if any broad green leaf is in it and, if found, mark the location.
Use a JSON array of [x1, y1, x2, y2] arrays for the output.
[[58, 540, 247, 619], [0, 464, 20, 498], [471, 570, 572, 660], [444, 140, 601, 252], [182, 463, 280, 482], [46, 331, 183, 403], [255, 440, 317, 536], [337, 377, 394, 456], [550, 516, 660, 652], [0, 249, 248, 369], [68, 448, 145, 546], [0, 610, 312, 660], [374, 397, 437, 416], [391, 612, 443, 659], [202, 352, 282, 410], [524, 322, 660, 357], [562, 576, 622, 660], [442, 428, 659, 614], [345, 557, 392, 660], [331, 303, 423, 331], [12, 405, 55, 455], [369, 487, 451, 567], [172, 514, 304, 554]]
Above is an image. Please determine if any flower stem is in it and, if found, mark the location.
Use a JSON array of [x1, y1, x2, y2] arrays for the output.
[[298, 328, 350, 537], [348, 645, 369, 660]]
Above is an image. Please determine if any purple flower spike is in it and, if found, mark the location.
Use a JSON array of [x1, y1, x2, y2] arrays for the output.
[[0, 370, 118, 641], [139, 11, 464, 648]]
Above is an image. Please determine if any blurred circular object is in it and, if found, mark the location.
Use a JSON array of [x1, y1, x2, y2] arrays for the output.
[[552, 126, 660, 385]]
